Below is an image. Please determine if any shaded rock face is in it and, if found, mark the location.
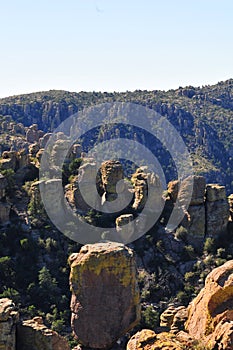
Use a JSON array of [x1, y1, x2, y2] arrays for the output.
[[206, 184, 229, 236], [186, 260, 233, 349], [182, 205, 205, 237], [0, 298, 19, 350], [0, 174, 10, 224], [17, 316, 70, 350], [179, 175, 206, 206], [69, 242, 141, 349], [0, 174, 7, 199], [126, 329, 196, 350]]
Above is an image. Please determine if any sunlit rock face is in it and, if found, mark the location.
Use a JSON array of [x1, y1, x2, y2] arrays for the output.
[[69, 242, 141, 349]]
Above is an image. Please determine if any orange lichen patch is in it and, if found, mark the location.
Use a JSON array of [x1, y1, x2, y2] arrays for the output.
[[127, 330, 189, 350], [69, 242, 137, 290]]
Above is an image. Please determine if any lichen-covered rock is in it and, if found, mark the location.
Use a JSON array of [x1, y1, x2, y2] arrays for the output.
[[170, 306, 188, 334], [0, 298, 19, 350], [160, 305, 188, 334], [186, 260, 233, 349], [126, 329, 195, 350], [17, 316, 70, 350], [160, 306, 177, 328], [69, 242, 140, 349]]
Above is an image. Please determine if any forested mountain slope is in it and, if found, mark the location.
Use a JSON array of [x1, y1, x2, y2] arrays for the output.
[[0, 79, 232, 193]]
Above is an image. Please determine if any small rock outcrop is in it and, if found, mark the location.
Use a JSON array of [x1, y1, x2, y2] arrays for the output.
[[0, 298, 19, 350], [17, 316, 70, 350], [127, 329, 196, 350], [160, 305, 187, 333], [186, 260, 233, 349], [69, 242, 141, 349]]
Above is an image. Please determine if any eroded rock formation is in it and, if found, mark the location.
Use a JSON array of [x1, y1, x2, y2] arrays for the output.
[[17, 316, 70, 350], [205, 184, 229, 236], [186, 260, 233, 349], [131, 166, 163, 213], [0, 298, 19, 350], [127, 329, 196, 350], [69, 242, 141, 349], [160, 305, 188, 334]]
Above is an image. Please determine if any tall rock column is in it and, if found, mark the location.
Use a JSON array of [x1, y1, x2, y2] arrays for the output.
[[205, 184, 229, 236], [179, 176, 206, 238], [69, 242, 141, 349]]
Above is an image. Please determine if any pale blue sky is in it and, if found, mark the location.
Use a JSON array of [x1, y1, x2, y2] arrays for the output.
[[0, 0, 232, 97]]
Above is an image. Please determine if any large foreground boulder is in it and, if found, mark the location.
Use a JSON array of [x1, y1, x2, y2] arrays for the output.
[[69, 242, 141, 349], [186, 260, 233, 349]]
